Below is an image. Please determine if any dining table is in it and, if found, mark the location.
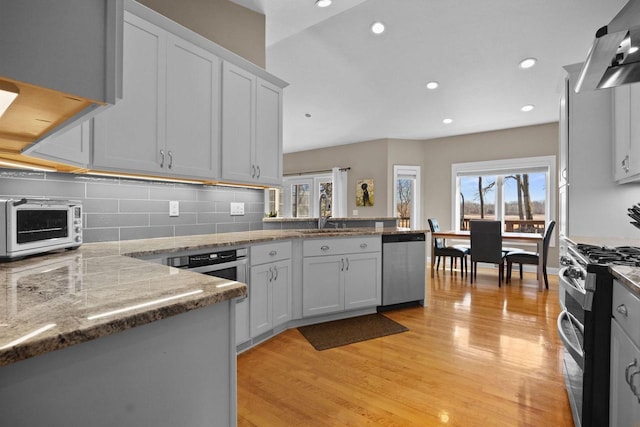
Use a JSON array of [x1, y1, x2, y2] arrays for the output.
[[430, 230, 545, 291]]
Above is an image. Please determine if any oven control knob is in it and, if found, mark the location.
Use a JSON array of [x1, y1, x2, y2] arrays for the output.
[[74, 236, 82, 242], [560, 256, 572, 266], [566, 267, 583, 280]]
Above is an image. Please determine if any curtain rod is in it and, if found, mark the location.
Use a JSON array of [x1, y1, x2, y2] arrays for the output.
[[283, 167, 350, 177]]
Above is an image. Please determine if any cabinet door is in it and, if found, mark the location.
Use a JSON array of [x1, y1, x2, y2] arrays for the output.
[[255, 79, 282, 185], [166, 34, 221, 179], [302, 255, 344, 317], [93, 13, 166, 174], [250, 264, 272, 337], [271, 259, 292, 328], [629, 84, 640, 176], [613, 85, 631, 181], [611, 320, 640, 426], [28, 121, 91, 167], [221, 62, 255, 183], [344, 252, 381, 310]]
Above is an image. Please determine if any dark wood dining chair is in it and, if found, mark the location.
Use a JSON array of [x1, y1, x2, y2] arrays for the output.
[[506, 220, 556, 289], [428, 218, 469, 277], [470, 220, 505, 286]]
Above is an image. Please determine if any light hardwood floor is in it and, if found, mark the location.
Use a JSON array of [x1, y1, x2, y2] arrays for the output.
[[237, 266, 574, 426]]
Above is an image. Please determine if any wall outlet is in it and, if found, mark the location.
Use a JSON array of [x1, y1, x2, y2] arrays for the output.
[[230, 202, 245, 216], [352, 209, 358, 216], [169, 201, 179, 217]]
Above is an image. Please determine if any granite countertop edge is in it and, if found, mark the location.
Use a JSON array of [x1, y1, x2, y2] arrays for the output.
[[609, 265, 640, 296], [0, 227, 425, 366]]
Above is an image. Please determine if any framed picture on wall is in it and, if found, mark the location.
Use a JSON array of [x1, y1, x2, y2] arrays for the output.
[[356, 179, 374, 206]]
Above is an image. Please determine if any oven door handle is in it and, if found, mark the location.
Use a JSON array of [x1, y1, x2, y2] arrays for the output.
[[184, 258, 247, 276], [557, 309, 585, 369], [559, 267, 593, 311]]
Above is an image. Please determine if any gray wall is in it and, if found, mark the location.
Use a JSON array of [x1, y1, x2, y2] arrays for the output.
[[0, 169, 264, 243]]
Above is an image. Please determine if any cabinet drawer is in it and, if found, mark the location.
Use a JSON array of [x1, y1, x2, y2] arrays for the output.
[[613, 280, 640, 346], [303, 236, 381, 257], [251, 241, 291, 265]]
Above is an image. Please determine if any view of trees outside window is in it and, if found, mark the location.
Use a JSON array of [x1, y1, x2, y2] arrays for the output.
[[319, 181, 332, 218], [396, 178, 413, 228], [291, 183, 310, 217], [459, 171, 546, 233]]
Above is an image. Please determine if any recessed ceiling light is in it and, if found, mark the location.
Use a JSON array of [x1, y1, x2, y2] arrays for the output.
[[519, 58, 537, 69], [426, 81, 439, 90], [315, 0, 331, 7], [630, 46, 639, 54], [443, 118, 453, 124], [371, 22, 385, 35], [521, 104, 535, 112]]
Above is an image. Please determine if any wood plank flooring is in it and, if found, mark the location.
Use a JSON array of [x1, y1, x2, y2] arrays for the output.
[[237, 267, 574, 426]]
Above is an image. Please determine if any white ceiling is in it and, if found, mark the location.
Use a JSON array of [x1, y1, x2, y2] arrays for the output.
[[231, 0, 628, 153]]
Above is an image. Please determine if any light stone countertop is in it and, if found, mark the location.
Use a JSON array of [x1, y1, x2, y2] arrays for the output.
[[0, 227, 424, 366], [610, 265, 640, 296]]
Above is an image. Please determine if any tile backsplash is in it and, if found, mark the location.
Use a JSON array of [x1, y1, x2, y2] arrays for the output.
[[0, 169, 265, 243]]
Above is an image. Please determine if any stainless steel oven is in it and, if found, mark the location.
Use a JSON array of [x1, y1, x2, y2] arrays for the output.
[[558, 237, 618, 427], [166, 248, 248, 344]]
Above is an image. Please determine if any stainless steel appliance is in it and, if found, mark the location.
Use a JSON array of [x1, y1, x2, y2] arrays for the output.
[[558, 237, 640, 426], [166, 248, 248, 344], [379, 233, 426, 309], [0, 198, 82, 260]]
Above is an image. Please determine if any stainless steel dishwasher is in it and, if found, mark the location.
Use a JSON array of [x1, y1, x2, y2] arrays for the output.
[[379, 233, 426, 310]]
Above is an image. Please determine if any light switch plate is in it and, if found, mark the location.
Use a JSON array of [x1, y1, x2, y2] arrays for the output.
[[352, 209, 358, 216], [169, 201, 179, 217], [230, 202, 245, 216]]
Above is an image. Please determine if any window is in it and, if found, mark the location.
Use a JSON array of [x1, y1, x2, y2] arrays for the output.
[[393, 165, 421, 229], [266, 168, 347, 218], [452, 156, 555, 234]]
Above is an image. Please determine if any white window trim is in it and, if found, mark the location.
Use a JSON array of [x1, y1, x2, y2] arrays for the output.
[[451, 155, 556, 235], [393, 165, 421, 230]]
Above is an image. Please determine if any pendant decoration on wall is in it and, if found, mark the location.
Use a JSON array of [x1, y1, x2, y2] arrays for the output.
[[356, 179, 374, 206]]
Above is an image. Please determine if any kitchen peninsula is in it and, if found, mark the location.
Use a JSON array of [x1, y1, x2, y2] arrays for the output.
[[0, 227, 422, 427]]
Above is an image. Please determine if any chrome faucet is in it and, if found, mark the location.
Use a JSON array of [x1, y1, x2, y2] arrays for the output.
[[318, 193, 331, 229]]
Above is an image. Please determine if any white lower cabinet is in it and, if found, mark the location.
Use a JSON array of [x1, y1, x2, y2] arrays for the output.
[[302, 237, 381, 317], [235, 297, 250, 346], [249, 242, 292, 338], [611, 279, 640, 426]]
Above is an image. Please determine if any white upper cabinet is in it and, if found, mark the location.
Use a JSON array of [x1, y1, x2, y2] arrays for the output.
[[93, 12, 221, 179], [165, 34, 221, 178], [612, 82, 640, 183], [93, 13, 166, 174], [27, 122, 91, 167], [222, 62, 283, 186]]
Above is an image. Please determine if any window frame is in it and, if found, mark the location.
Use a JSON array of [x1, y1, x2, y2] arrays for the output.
[[393, 165, 421, 230], [451, 156, 556, 235]]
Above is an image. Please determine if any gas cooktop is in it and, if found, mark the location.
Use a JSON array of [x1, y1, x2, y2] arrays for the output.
[[576, 243, 640, 266]]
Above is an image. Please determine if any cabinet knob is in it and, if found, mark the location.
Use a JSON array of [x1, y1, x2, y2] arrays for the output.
[[321, 245, 329, 251], [269, 250, 277, 256], [617, 304, 629, 317], [160, 149, 165, 168], [360, 243, 368, 249]]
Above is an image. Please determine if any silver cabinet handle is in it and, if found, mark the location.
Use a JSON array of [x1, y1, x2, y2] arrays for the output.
[[269, 250, 277, 256], [251, 165, 256, 178], [617, 304, 629, 317], [168, 150, 173, 169], [273, 265, 278, 281], [626, 359, 638, 385], [256, 165, 261, 179], [630, 369, 640, 402], [340, 258, 344, 271], [321, 245, 330, 251], [268, 266, 273, 282], [623, 155, 630, 173], [360, 243, 368, 249], [346, 257, 350, 271], [159, 149, 165, 168]]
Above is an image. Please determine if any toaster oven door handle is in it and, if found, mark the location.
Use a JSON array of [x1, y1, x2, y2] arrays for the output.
[[557, 309, 585, 369], [12, 198, 81, 207]]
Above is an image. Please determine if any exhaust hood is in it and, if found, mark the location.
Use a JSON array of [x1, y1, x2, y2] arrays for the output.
[[576, 0, 640, 92]]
